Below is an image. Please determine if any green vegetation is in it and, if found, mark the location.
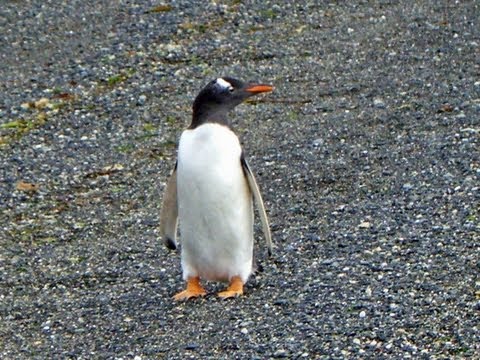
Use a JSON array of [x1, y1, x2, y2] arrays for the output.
[[106, 68, 136, 87], [0, 114, 47, 146], [145, 4, 173, 13]]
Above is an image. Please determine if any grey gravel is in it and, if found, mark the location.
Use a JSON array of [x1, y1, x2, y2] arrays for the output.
[[1, 1, 479, 359]]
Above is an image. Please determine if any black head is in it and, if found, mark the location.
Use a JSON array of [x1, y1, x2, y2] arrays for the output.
[[190, 77, 273, 129]]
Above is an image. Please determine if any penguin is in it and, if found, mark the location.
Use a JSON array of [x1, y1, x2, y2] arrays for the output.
[[159, 77, 273, 300]]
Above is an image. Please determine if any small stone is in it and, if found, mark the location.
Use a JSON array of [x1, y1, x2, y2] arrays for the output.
[[273, 349, 287, 358], [20, 102, 32, 110], [241, 328, 248, 335], [358, 221, 371, 229], [359, 310, 366, 318], [185, 343, 199, 350], [373, 98, 386, 108], [137, 94, 147, 105], [473, 301, 480, 311], [274, 299, 288, 306], [312, 138, 324, 146]]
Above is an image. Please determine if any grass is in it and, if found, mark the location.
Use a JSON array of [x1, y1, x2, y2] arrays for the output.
[[165, 115, 177, 126], [178, 19, 225, 34], [0, 113, 48, 146], [260, 8, 278, 19], [116, 143, 136, 153], [107, 74, 126, 86], [105, 68, 136, 87], [142, 123, 158, 132], [145, 4, 173, 14]]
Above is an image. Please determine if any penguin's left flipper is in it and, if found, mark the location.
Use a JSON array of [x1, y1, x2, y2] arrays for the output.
[[241, 155, 273, 256], [159, 164, 178, 250]]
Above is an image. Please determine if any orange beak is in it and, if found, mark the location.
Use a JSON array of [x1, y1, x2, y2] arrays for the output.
[[245, 84, 274, 94]]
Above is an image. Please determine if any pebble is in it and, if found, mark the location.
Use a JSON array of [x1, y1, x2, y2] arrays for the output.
[[358, 221, 371, 229], [137, 94, 147, 105], [373, 98, 386, 108], [185, 343, 199, 350], [273, 349, 288, 358]]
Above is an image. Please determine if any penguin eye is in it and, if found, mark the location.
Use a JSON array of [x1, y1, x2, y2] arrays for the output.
[[228, 87, 234, 93]]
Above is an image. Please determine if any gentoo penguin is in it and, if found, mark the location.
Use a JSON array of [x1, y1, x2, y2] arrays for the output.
[[159, 77, 273, 300]]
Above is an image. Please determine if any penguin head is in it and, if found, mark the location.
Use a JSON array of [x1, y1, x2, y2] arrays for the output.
[[190, 77, 273, 128]]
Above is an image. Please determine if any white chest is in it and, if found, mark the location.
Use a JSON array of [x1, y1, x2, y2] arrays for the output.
[[178, 123, 242, 176]]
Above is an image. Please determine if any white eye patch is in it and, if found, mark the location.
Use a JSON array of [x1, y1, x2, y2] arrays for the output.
[[216, 78, 233, 91]]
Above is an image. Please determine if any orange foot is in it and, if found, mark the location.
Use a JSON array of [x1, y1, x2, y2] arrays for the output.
[[218, 276, 244, 299], [173, 276, 206, 301]]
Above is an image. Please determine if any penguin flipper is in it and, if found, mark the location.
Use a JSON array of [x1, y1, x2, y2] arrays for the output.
[[159, 164, 178, 250], [241, 155, 273, 256]]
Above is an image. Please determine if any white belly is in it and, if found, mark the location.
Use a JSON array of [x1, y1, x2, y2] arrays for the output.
[[177, 123, 253, 283]]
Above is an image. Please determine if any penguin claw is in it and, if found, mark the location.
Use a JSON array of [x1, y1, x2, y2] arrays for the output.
[[173, 289, 206, 301], [217, 289, 243, 299], [173, 276, 206, 301], [217, 276, 244, 299]]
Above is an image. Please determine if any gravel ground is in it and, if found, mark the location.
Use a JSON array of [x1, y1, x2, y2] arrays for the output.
[[1, 1, 479, 359]]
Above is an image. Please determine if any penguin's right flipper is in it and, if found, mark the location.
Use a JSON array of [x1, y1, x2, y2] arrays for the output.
[[159, 164, 178, 250]]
